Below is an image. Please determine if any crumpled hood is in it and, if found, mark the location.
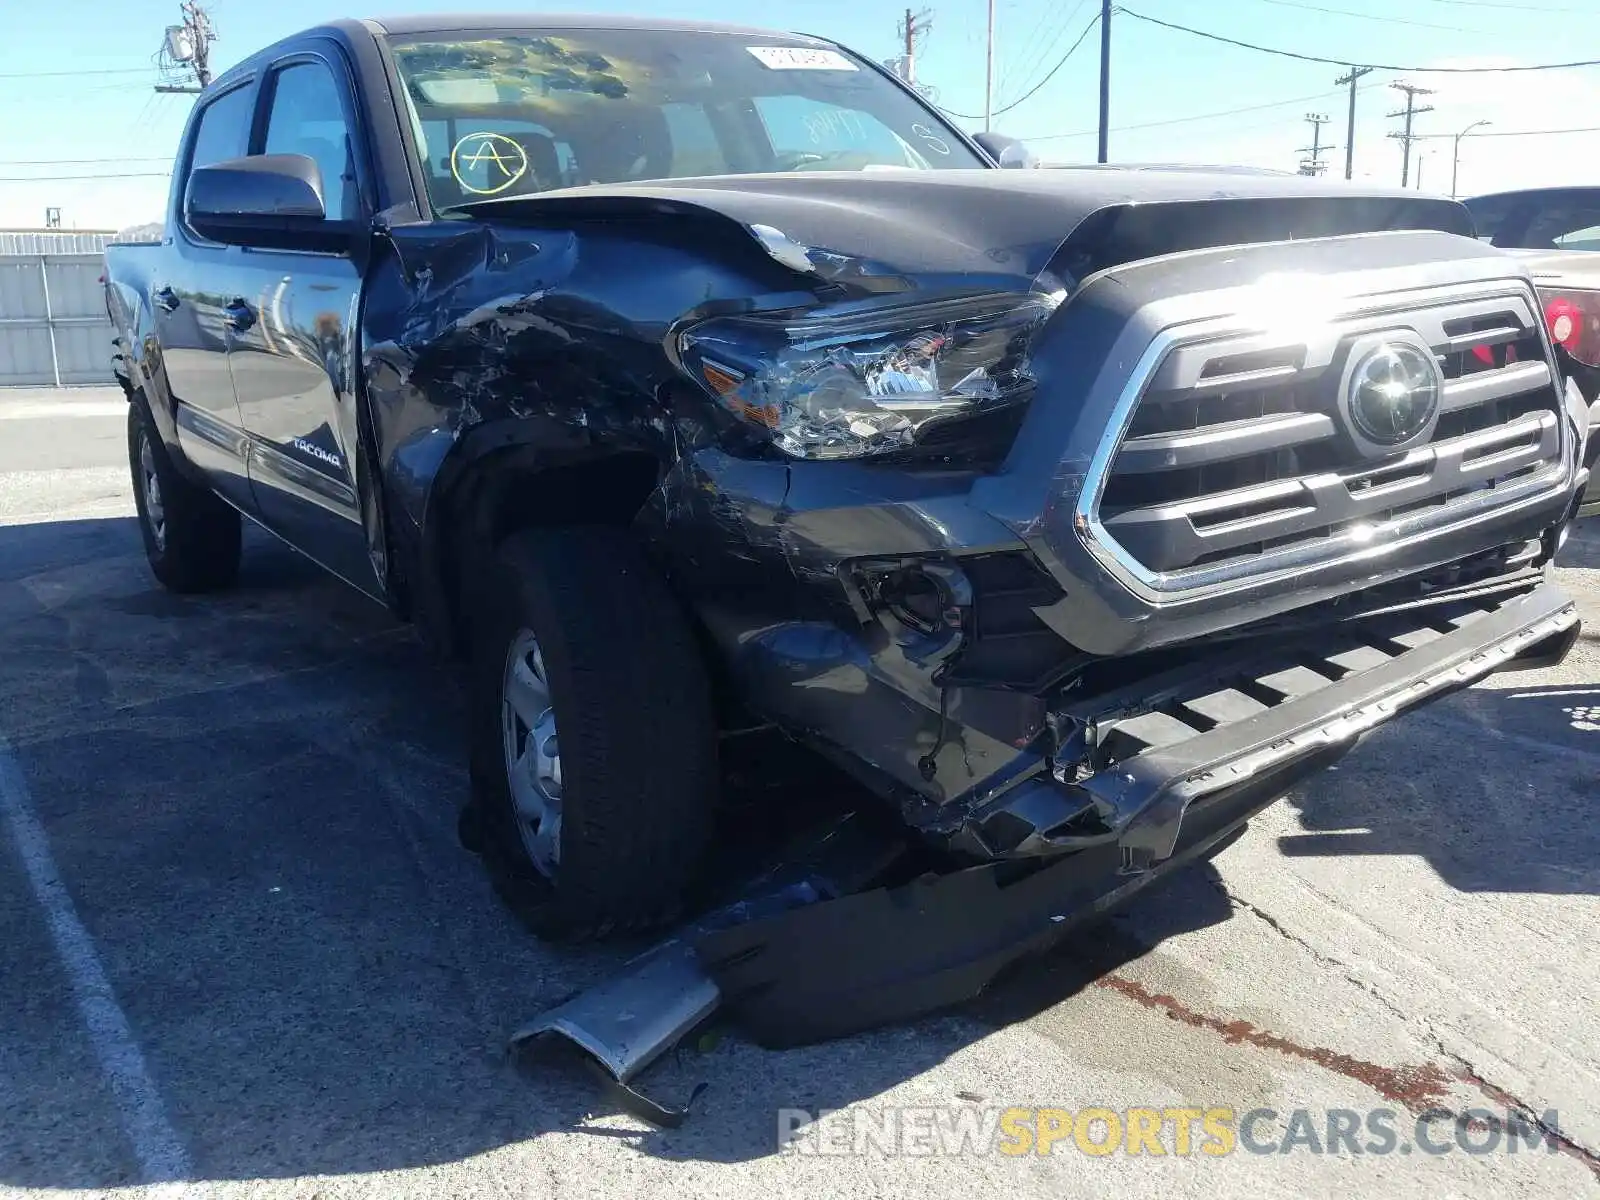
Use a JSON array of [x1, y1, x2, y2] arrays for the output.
[[463, 167, 1476, 294]]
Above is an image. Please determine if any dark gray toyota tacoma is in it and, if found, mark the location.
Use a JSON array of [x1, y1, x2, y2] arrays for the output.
[[105, 14, 1590, 943]]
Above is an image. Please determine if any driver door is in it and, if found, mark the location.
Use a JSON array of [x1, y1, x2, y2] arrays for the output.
[[224, 51, 377, 595]]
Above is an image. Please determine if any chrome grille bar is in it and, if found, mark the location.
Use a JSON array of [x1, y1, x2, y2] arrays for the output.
[[1081, 277, 1571, 599]]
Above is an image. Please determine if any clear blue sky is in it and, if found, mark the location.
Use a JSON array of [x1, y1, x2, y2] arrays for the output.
[[6, 0, 1600, 228]]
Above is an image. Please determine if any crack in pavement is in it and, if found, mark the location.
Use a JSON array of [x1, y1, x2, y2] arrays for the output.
[[1440, 1048, 1600, 1181], [1106, 871, 1600, 1187], [1212, 876, 1600, 1180], [1099, 973, 1600, 1184], [1212, 878, 1418, 1029]]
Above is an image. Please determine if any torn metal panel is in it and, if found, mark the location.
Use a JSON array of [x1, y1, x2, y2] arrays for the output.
[[694, 769, 1285, 1051], [509, 814, 906, 1124], [361, 217, 813, 556], [510, 937, 721, 1086]]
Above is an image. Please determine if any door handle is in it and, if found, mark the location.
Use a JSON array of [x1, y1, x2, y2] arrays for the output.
[[223, 298, 255, 332], [153, 286, 180, 313]]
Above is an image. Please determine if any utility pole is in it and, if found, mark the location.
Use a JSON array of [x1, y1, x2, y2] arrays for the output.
[[1097, 0, 1112, 162], [1334, 66, 1372, 180], [984, 0, 995, 131], [898, 7, 932, 86], [1298, 112, 1332, 176], [1386, 81, 1435, 189], [155, 1, 215, 94], [1450, 119, 1491, 199], [188, 1, 214, 88]]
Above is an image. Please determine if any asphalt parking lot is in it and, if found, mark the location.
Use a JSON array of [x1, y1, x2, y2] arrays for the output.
[[2, 385, 1598, 1199]]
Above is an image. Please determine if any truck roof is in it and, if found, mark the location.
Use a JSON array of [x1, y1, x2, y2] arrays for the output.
[[363, 13, 816, 38]]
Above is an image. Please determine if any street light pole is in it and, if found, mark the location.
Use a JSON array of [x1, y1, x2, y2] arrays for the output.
[[1451, 120, 1491, 199]]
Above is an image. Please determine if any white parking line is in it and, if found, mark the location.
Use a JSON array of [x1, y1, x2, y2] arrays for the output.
[[0, 736, 194, 1188]]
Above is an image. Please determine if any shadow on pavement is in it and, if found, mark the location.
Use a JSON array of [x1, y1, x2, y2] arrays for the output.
[[1273, 517, 1595, 893], [1276, 684, 1600, 895], [0, 512, 1241, 1187]]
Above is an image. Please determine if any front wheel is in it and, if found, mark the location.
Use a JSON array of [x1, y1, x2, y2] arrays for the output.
[[127, 402, 241, 593], [465, 526, 719, 942]]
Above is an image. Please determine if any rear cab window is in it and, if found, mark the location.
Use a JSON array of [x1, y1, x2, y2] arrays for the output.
[[384, 27, 982, 213]]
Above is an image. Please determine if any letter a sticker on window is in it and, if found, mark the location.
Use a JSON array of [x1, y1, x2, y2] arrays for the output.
[[747, 46, 858, 71]]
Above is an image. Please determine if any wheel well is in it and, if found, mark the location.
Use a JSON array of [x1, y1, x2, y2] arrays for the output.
[[430, 450, 662, 658]]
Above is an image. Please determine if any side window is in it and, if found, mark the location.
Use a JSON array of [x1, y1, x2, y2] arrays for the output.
[[189, 85, 255, 170], [184, 84, 255, 223], [753, 95, 926, 170], [263, 61, 360, 221]]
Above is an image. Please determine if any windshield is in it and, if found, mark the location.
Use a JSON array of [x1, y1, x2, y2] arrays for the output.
[[385, 28, 985, 210]]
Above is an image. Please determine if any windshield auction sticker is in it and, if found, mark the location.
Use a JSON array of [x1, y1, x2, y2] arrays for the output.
[[747, 46, 859, 71], [449, 131, 530, 196]]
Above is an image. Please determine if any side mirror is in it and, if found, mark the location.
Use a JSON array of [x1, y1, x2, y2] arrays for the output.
[[972, 131, 1040, 170], [186, 154, 354, 252]]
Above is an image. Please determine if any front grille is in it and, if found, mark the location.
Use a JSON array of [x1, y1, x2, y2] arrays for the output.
[[1091, 282, 1568, 591]]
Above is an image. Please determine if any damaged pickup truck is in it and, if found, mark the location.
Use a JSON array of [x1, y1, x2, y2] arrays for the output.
[[106, 14, 1590, 958]]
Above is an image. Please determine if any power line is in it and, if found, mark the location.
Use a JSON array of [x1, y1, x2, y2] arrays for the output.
[[940, 9, 1102, 121], [999, 4, 1065, 101], [0, 158, 172, 166], [0, 173, 171, 182], [0, 67, 153, 79], [1001, 0, 1092, 111], [1241, 0, 1485, 33], [1413, 124, 1600, 139], [1116, 6, 1600, 71], [1414, 0, 1591, 12], [1017, 81, 1379, 142]]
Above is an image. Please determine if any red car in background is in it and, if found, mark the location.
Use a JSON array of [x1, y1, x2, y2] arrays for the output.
[[1466, 186, 1600, 518]]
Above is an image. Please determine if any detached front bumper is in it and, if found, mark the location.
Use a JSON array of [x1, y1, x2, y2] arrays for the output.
[[954, 578, 1581, 869], [701, 576, 1578, 1050], [511, 579, 1578, 1107]]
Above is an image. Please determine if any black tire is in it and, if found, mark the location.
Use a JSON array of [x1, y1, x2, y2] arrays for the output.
[[465, 526, 718, 942], [127, 401, 242, 593]]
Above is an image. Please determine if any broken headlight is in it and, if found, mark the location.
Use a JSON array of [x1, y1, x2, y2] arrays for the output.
[[678, 292, 1059, 460]]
